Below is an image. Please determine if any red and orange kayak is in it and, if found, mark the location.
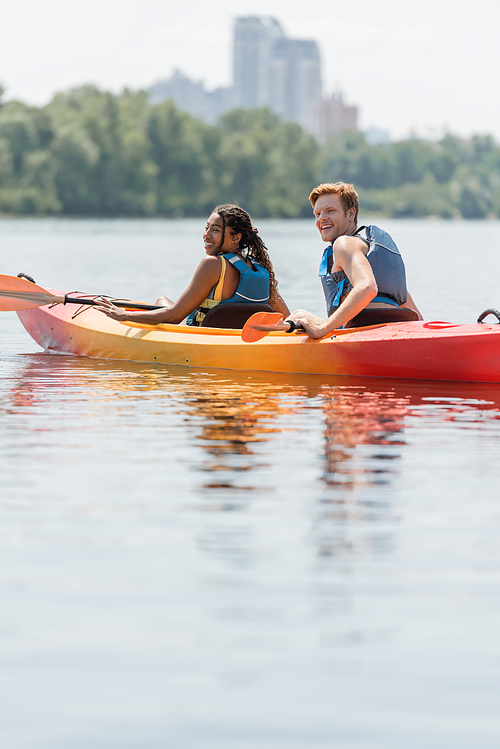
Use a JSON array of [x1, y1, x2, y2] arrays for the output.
[[16, 289, 500, 383]]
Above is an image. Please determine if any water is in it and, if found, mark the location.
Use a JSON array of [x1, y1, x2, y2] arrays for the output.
[[1, 217, 500, 748]]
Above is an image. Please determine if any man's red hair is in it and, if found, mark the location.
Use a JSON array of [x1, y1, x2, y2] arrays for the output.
[[309, 182, 359, 222]]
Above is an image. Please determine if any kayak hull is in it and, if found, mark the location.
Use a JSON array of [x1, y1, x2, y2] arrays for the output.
[[16, 292, 500, 383]]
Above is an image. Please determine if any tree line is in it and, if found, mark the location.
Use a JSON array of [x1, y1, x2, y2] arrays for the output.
[[0, 84, 499, 219]]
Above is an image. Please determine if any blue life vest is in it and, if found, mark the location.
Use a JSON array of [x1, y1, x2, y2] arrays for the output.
[[318, 225, 407, 316], [187, 252, 270, 326]]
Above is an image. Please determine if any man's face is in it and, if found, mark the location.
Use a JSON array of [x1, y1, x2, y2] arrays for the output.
[[313, 194, 356, 244]]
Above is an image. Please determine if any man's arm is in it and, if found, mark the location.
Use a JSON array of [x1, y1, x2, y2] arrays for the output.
[[292, 236, 377, 338]]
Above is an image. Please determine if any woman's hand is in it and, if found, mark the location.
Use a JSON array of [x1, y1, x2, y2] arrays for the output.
[[94, 297, 132, 321]]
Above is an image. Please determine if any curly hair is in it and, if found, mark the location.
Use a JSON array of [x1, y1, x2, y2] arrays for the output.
[[212, 204, 280, 309]]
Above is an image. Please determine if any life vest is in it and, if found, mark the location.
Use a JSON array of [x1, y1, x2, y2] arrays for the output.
[[318, 225, 408, 316], [186, 252, 270, 326]]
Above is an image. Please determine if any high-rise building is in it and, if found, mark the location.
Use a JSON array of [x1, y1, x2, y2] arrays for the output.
[[232, 16, 285, 109], [269, 38, 322, 132], [232, 16, 323, 132]]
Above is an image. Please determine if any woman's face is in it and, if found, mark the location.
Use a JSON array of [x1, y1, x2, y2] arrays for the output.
[[203, 213, 241, 256]]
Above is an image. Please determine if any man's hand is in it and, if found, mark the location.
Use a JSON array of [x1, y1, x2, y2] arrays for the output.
[[290, 310, 329, 338]]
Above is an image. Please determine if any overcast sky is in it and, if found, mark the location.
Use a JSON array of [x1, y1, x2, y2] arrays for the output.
[[3, 0, 499, 141]]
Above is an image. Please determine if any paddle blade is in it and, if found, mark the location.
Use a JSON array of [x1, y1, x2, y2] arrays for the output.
[[0, 274, 60, 311], [241, 311, 284, 342]]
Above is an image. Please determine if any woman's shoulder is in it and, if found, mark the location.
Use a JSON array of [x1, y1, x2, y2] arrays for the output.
[[193, 254, 224, 281], [197, 254, 223, 270]]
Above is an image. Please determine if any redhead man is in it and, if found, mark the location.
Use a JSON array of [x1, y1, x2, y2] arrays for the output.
[[288, 182, 422, 338]]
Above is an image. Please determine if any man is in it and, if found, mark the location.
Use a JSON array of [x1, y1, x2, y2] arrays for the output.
[[289, 182, 422, 338]]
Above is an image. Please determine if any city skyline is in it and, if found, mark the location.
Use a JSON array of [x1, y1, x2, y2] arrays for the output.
[[149, 17, 354, 141], [2, 0, 499, 142]]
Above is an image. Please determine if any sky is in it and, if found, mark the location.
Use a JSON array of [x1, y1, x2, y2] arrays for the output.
[[2, 0, 500, 141]]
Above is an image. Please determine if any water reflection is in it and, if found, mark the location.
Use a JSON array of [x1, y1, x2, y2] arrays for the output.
[[310, 378, 500, 559], [3, 355, 500, 492], [3, 354, 500, 565], [321, 386, 407, 486], [311, 384, 407, 559]]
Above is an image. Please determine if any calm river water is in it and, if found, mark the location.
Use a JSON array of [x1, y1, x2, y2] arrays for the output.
[[1, 217, 500, 748]]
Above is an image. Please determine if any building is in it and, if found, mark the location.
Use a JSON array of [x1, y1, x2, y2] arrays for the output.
[[233, 16, 323, 133], [232, 16, 286, 109], [269, 38, 322, 132], [148, 70, 232, 124], [310, 92, 359, 143]]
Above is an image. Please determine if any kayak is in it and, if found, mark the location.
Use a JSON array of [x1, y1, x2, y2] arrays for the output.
[[15, 288, 500, 383]]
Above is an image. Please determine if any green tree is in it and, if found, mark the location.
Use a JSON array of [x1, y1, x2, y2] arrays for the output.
[[147, 99, 210, 213], [1, 84, 500, 219], [51, 123, 100, 213], [214, 108, 318, 216], [459, 184, 490, 218], [393, 140, 432, 184]]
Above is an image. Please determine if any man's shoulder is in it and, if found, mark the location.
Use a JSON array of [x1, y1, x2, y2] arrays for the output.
[[333, 233, 369, 252]]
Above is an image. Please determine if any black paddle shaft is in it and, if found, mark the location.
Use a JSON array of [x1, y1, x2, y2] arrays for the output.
[[64, 296, 164, 311]]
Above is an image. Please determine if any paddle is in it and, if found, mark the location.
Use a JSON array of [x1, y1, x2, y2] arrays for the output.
[[242, 312, 304, 342], [241, 311, 387, 342], [0, 274, 164, 313]]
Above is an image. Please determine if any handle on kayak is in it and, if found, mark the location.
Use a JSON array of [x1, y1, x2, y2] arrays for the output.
[[477, 308, 500, 324]]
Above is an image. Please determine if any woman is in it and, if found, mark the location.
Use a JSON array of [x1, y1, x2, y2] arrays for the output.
[[96, 204, 289, 325]]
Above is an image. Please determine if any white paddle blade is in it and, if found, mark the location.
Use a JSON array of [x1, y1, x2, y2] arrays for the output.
[[0, 274, 60, 311]]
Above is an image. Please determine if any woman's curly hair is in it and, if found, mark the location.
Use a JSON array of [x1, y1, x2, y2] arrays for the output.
[[212, 204, 280, 309]]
